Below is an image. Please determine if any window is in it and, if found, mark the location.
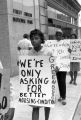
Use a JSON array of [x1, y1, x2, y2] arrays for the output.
[[48, 18, 53, 24]]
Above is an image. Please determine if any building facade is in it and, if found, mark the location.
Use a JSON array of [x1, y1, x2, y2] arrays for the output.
[[0, 0, 80, 76]]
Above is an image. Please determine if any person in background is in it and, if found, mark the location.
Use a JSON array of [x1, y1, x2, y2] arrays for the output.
[[69, 33, 80, 85], [17, 33, 32, 51], [62, 34, 65, 39], [29, 29, 58, 120], [55, 29, 71, 105], [17, 33, 32, 66]]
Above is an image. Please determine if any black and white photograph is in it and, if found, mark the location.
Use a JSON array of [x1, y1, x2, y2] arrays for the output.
[[0, 0, 81, 120]]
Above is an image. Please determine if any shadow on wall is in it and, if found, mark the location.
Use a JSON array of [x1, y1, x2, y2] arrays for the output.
[[10, 66, 19, 77]]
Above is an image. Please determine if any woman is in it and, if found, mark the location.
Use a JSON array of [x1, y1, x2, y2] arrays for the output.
[[29, 29, 52, 120], [69, 33, 80, 85], [29, 29, 58, 120], [55, 29, 71, 105]]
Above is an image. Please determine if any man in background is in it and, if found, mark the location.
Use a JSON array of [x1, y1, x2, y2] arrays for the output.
[[17, 33, 32, 65], [17, 33, 32, 51]]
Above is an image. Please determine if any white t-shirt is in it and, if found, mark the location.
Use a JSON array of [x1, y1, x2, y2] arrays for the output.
[[17, 38, 32, 50], [17, 38, 32, 57]]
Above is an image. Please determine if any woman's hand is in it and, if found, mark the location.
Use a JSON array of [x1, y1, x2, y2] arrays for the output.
[[68, 48, 72, 53]]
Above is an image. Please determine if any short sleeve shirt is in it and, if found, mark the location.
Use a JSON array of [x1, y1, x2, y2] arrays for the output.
[[28, 46, 53, 56], [18, 38, 32, 50]]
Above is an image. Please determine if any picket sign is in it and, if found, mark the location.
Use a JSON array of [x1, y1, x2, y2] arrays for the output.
[[70, 39, 81, 62], [19, 55, 56, 108], [0, 69, 10, 119], [44, 40, 70, 71]]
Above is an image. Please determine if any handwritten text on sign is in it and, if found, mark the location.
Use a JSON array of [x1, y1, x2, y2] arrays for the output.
[[70, 39, 81, 62], [45, 40, 70, 71], [0, 69, 10, 120], [19, 56, 56, 107]]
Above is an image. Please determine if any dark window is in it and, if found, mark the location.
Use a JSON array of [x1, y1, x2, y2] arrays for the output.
[[48, 18, 53, 24]]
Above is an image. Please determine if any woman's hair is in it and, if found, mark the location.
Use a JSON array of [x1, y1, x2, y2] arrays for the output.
[[30, 29, 45, 44], [71, 33, 77, 39], [23, 34, 29, 39], [55, 29, 63, 36]]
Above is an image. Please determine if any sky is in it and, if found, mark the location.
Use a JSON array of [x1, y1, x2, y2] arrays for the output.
[[77, 0, 81, 14], [77, 0, 81, 13], [77, 0, 81, 26], [77, 0, 81, 5]]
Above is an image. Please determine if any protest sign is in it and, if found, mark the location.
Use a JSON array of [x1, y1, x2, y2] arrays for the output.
[[19, 55, 56, 107], [0, 69, 10, 120], [45, 40, 70, 71], [70, 39, 81, 62]]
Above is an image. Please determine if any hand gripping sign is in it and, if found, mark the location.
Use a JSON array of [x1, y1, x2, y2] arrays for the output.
[[19, 55, 56, 108], [0, 69, 10, 120]]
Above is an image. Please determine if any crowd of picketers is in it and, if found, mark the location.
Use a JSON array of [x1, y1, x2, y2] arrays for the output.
[[17, 29, 80, 120], [0, 28, 80, 120]]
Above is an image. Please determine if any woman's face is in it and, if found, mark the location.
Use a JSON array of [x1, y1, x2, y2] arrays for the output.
[[56, 32, 62, 41], [30, 35, 42, 48]]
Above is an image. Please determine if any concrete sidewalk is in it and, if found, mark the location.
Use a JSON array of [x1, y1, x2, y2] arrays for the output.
[[72, 96, 81, 120], [49, 75, 81, 120], [10, 74, 81, 120]]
